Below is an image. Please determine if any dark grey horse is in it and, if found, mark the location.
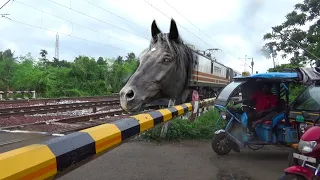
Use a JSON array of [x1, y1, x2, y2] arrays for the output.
[[119, 19, 195, 112]]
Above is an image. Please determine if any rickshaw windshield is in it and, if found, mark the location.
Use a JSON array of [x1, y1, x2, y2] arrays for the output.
[[216, 81, 244, 105], [292, 84, 320, 112]]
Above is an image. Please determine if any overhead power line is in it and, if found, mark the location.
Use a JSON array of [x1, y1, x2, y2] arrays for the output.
[[143, 0, 213, 48], [82, 0, 148, 32], [46, 0, 150, 41], [14, 0, 136, 47], [162, 0, 251, 68], [0, 0, 11, 10], [1, 17, 131, 52]]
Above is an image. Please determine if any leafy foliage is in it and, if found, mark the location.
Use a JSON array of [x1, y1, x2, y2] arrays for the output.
[[141, 108, 224, 141], [262, 0, 320, 66], [267, 63, 306, 103], [0, 48, 138, 97]]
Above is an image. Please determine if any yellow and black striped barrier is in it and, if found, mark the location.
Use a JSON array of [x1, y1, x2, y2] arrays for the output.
[[0, 98, 215, 180]]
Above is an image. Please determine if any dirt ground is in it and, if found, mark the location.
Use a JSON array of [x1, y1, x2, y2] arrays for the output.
[[59, 139, 290, 180]]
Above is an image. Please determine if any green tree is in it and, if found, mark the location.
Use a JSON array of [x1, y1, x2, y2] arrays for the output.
[[0, 49, 17, 91], [267, 63, 303, 72], [97, 56, 106, 65], [125, 52, 136, 63], [262, 0, 320, 66], [39, 49, 49, 69], [0, 48, 139, 98]]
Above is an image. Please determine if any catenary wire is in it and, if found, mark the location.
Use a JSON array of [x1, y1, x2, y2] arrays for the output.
[[0, 17, 131, 52], [46, 0, 150, 41], [14, 0, 137, 47]]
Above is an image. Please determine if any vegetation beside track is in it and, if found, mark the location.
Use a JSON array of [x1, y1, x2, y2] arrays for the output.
[[141, 108, 225, 141], [0, 49, 138, 98]]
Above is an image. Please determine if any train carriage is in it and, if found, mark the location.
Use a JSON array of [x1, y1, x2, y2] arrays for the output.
[[148, 49, 241, 106], [186, 50, 239, 99]]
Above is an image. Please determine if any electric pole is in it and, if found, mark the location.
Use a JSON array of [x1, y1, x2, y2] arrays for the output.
[[269, 46, 276, 68], [55, 33, 59, 60], [239, 55, 254, 74], [250, 57, 254, 75]]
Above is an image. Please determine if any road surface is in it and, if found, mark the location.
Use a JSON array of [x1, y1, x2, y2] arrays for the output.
[[0, 131, 55, 153], [59, 139, 290, 180]]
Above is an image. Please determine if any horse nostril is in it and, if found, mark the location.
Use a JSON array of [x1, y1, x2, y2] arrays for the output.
[[126, 90, 135, 100]]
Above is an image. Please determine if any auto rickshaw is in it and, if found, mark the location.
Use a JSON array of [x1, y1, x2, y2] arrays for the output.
[[211, 67, 320, 155], [285, 80, 320, 167]]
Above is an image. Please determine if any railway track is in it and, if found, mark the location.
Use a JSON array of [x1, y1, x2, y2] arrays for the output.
[[0, 94, 120, 109], [0, 105, 161, 147], [0, 94, 119, 104], [0, 99, 119, 117]]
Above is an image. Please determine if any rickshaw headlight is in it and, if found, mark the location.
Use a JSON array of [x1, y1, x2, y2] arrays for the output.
[[298, 140, 317, 153], [221, 111, 227, 120]]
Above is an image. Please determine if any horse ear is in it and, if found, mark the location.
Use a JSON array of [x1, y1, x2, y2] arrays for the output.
[[169, 18, 179, 41], [151, 20, 161, 40]]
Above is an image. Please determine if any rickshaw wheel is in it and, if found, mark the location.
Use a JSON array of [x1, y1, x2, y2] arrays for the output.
[[247, 144, 264, 150], [211, 132, 232, 155]]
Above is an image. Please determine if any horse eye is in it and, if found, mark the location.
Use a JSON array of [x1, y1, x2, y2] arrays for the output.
[[163, 58, 170, 63]]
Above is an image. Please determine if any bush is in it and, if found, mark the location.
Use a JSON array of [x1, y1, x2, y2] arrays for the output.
[[141, 108, 225, 141], [289, 85, 305, 103]]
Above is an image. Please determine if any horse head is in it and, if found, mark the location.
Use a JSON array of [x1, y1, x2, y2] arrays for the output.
[[119, 18, 194, 112]]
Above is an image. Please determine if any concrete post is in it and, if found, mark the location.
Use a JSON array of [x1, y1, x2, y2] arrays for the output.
[[31, 91, 36, 99]]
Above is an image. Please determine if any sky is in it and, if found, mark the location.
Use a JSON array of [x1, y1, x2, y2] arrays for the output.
[[0, 0, 302, 73]]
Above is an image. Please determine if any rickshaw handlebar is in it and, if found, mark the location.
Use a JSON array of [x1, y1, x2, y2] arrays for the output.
[[230, 101, 256, 110], [241, 104, 256, 110]]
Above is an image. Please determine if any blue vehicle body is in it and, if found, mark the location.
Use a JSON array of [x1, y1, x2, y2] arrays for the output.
[[213, 72, 302, 152], [233, 72, 299, 80]]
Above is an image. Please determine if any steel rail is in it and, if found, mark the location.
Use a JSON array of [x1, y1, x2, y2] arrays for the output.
[[0, 100, 120, 117]]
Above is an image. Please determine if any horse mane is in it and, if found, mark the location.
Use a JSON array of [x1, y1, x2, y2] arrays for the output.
[[148, 33, 194, 88]]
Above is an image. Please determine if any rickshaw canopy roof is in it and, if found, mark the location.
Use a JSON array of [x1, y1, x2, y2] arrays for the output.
[[215, 67, 320, 106], [233, 67, 320, 84], [233, 72, 298, 80]]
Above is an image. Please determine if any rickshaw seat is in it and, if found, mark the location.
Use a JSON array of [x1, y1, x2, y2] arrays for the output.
[[260, 112, 284, 127], [262, 119, 296, 125], [260, 99, 288, 126]]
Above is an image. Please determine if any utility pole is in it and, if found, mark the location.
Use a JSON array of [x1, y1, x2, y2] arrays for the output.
[[239, 55, 254, 74], [55, 33, 59, 60], [250, 57, 254, 75], [269, 46, 276, 68], [272, 56, 276, 68]]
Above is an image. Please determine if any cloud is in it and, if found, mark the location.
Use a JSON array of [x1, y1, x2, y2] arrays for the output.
[[0, 0, 302, 73]]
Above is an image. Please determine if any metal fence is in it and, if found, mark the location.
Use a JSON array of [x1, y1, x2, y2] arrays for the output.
[[0, 90, 36, 100]]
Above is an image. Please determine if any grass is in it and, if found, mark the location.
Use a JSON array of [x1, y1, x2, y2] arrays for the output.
[[141, 108, 225, 141]]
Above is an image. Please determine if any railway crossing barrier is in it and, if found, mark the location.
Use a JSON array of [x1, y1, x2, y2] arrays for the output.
[[0, 97, 215, 180]]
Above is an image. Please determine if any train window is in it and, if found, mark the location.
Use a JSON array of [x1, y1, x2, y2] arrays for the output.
[[211, 61, 214, 74], [214, 66, 221, 74]]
